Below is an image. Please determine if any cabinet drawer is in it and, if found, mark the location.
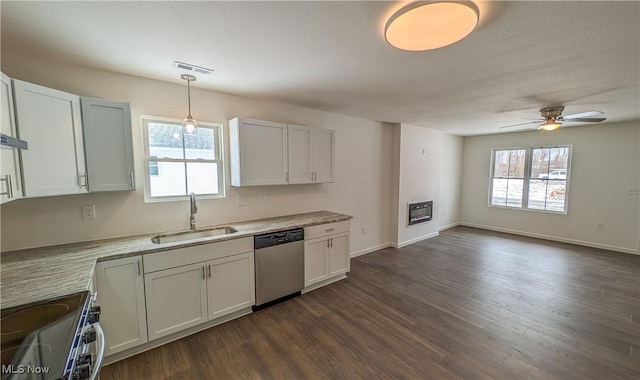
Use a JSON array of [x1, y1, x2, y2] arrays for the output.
[[144, 237, 253, 273], [304, 221, 350, 240]]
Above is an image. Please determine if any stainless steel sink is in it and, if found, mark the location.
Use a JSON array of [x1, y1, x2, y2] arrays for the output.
[[151, 227, 238, 244]]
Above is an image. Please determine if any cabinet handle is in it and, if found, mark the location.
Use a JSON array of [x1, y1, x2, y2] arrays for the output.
[[327, 238, 330, 248], [286, 172, 289, 183], [325, 228, 335, 232], [79, 173, 88, 188], [330, 238, 333, 248], [130, 171, 134, 188], [137, 260, 141, 276], [202, 266, 206, 280], [207, 264, 212, 278], [0, 175, 10, 198]]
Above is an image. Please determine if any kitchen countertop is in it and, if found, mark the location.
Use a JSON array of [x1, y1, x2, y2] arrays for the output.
[[0, 210, 352, 310]]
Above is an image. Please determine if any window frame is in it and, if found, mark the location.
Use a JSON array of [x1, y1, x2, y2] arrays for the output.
[[488, 145, 572, 214], [141, 115, 225, 203]]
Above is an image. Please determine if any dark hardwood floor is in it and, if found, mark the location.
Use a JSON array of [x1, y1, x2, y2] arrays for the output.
[[102, 226, 640, 379]]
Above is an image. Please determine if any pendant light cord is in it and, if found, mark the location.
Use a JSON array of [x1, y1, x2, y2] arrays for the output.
[[187, 78, 192, 117]]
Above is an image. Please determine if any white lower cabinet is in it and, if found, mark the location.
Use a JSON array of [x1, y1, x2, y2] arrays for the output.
[[94, 257, 148, 356], [304, 222, 350, 289], [145, 263, 208, 341], [143, 238, 255, 341], [207, 252, 255, 320]]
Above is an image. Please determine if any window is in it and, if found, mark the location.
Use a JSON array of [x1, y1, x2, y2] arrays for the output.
[[142, 116, 224, 201], [489, 146, 571, 213]]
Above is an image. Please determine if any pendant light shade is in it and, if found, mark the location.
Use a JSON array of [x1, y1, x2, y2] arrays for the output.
[[181, 74, 198, 134], [385, 1, 479, 51]]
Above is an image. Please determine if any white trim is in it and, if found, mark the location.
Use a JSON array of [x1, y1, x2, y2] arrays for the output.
[[393, 231, 439, 249], [460, 222, 639, 255], [350, 243, 392, 258], [438, 222, 460, 231]]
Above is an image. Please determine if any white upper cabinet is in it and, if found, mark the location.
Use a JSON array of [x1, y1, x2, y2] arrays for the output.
[[312, 128, 335, 183], [287, 124, 314, 184], [230, 118, 288, 186], [81, 97, 134, 191], [230, 117, 335, 187], [0, 72, 23, 203], [13, 79, 87, 197]]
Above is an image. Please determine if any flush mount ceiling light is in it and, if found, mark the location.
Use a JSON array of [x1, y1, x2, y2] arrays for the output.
[[181, 74, 198, 134], [385, 1, 480, 51]]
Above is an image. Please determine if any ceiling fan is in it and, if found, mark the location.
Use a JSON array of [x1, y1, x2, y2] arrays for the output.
[[500, 106, 606, 131]]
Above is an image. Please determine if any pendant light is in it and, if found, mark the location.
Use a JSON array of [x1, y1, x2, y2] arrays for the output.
[[181, 74, 198, 134]]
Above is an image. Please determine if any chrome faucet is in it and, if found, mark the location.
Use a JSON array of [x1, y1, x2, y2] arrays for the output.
[[189, 192, 198, 230]]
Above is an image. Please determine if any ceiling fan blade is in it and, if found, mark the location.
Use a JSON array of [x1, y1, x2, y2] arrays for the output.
[[561, 110, 604, 120], [562, 117, 607, 123], [499, 120, 542, 129]]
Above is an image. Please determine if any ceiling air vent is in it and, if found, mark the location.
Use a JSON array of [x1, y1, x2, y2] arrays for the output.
[[172, 61, 214, 75]]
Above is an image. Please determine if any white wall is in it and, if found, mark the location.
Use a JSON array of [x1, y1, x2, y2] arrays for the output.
[[461, 122, 640, 254], [390, 123, 464, 247], [0, 51, 393, 255]]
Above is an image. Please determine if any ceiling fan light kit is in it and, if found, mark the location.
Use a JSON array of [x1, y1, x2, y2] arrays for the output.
[[500, 106, 606, 131], [384, 1, 479, 51]]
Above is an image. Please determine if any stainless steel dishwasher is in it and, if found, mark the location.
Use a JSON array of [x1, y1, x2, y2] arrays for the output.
[[253, 228, 304, 309]]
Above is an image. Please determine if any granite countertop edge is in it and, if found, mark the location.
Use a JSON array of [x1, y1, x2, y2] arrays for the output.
[[1, 210, 352, 309]]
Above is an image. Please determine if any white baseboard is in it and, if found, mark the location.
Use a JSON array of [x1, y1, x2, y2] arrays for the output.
[[460, 222, 639, 255], [350, 243, 392, 258], [439, 222, 460, 231], [392, 231, 439, 249]]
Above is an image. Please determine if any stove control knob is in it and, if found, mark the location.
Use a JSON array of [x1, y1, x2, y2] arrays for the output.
[[73, 363, 91, 380], [77, 352, 93, 365], [83, 326, 97, 344], [88, 306, 101, 323]]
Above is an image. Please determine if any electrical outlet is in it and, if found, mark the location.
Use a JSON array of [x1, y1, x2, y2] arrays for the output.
[[82, 205, 96, 220], [597, 222, 604, 230], [628, 187, 639, 195], [361, 227, 367, 235], [236, 195, 248, 207], [258, 195, 266, 205]]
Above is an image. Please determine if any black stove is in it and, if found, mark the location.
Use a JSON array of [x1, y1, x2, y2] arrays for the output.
[[1, 291, 102, 380]]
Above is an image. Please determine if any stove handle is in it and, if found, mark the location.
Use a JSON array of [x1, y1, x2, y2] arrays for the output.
[[89, 322, 105, 380]]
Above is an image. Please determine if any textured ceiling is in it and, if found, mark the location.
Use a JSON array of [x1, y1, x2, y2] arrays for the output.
[[1, 1, 639, 135]]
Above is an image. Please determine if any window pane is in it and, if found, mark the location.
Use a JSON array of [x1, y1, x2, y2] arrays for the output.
[[546, 180, 567, 212], [532, 147, 569, 179], [149, 162, 186, 197], [186, 162, 219, 195], [148, 123, 184, 159], [185, 128, 216, 160], [491, 178, 508, 206], [531, 148, 550, 178], [508, 150, 526, 178], [493, 151, 510, 178], [505, 179, 523, 207], [491, 178, 523, 207], [528, 179, 566, 212]]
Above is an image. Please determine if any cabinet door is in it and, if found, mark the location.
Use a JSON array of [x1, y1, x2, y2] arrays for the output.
[[145, 263, 208, 341], [94, 257, 147, 356], [304, 236, 330, 287], [206, 251, 255, 320], [230, 118, 288, 186], [81, 98, 134, 191], [313, 128, 335, 183], [287, 124, 313, 184], [13, 80, 86, 197], [0, 73, 22, 203], [329, 232, 350, 277]]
